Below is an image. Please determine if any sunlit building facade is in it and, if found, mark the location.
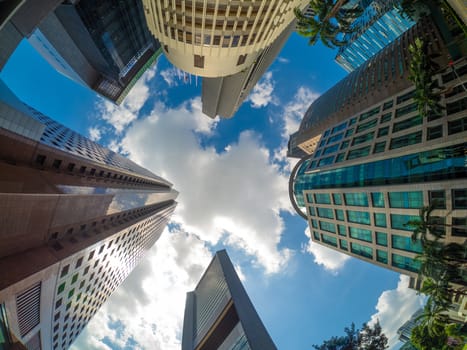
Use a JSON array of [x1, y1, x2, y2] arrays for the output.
[[182, 250, 277, 350], [0, 81, 177, 350], [288, 56, 467, 280], [142, 0, 308, 77], [28, 0, 161, 104], [335, 0, 415, 72]]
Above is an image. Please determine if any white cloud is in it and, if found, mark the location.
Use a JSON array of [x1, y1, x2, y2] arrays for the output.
[[72, 229, 213, 350], [248, 71, 275, 109], [88, 126, 102, 142], [160, 67, 179, 87], [277, 57, 289, 64], [368, 275, 426, 349], [302, 227, 351, 273], [118, 98, 292, 274]]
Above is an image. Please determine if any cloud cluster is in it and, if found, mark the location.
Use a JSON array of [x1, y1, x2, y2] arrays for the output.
[[71, 229, 213, 350], [248, 71, 276, 108], [368, 275, 426, 349], [302, 227, 351, 273]]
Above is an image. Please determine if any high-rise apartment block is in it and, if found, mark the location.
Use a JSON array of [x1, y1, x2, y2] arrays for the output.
[[288, 15, 467, 283], [335, 0, 415, 72], [142, 0, 307, 78], [0, 80, 177, 350], [182, 250, 277, 350]]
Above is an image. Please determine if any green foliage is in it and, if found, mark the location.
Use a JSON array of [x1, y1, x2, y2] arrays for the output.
[[295, 0, 362, 49], [312, 321, 387, 350], [411, 323, 447, 350]]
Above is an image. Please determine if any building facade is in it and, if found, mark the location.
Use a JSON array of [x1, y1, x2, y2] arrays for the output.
[[0, 81, 177, 350], [142, 0, 307, 78], [28, 0, 161, 104], [335, 0, 416, 72], [288, 54, 467, 280], [182, 250, 277, 350]]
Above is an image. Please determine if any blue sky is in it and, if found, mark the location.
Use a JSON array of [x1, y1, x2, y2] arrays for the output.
[[1, 33, 425, 350]]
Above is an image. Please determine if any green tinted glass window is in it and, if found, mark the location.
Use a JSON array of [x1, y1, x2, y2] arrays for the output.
[[345, 129, 354, 137], [373, 141, 386, 153], [333, 193, 342, 205], [388, 191, 423, 208], [347, 210, 370, 225], [374, 213, 387, 227], [335, 153, 345, 163], [356, 118, 378, 133], [313, 231, 320, 240], [391, 214, 420, 231], [395, 102, 417, 118], [321, 234, 338, 247], [308, 206, 315, 216], [311, 219, 318, 229], [352, 132, 374, 145], [376, 250, 388, 264], [319, 221, 336, 233], [347, 146, 371, 160], [68, 289, 75, 299], [349, 227, 372, 242], [392, 235, 423, 253], [340, 140, 350, 149], [376, 232, 387, 246], [323, 144, 339, 155], [318, 156, 335, 167], [317, 208, 334, 219], [377, 127, 389, 137], [335, 209, 345, 221], [383, 101, 393, 110], [381, 112, 392, 122], [392, 254, 420, 272], [359, 107, 380, 121], [344, 193, 368, 206], [389, 131, 422, 150], [338, 225, 347, 236], [371, 193, 385, 207], [315, 193, 331, 204], [340, 239, 348, 250], [71, 273, 78, 285], [427, 125, 443, 140], [58, 282, 66, 294], [393, 115, 422, 133], [306, 193, 313, 203], [351, 243, 373, 259]]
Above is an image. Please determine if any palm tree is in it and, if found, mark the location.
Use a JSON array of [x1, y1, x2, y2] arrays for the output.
[[405, 203, 444, 246], [295, 0, 362, 48], [420, 277, 451, 309], [415, 297, 449, 337]]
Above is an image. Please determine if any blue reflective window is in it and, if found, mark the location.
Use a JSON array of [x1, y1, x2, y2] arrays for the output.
[[318, 156, 335, 167], [347, 146, 371, 160], [344, 193, 368, 207], [376, 250, 388, 264], [335, 209, 345, 221], [389, 131, 422, 149], [390, 214, 420, 231], [332, 122, 347, 134], [323, 144, 339, 155], [335, 153, 346, 163], [392, 235, 423, 253], [327, 132, 344, 144], [321, 234, 338, 247], [371, 192, 385, 207], [333, 193, 342, 205], [392, 254, 420, 272], [319, 221, 336, 233], [374, 213, 387, 227], [347, 210, 370, 225], [315, 193, 331, 204], [376, 232, 387, 246], [317, 208, 334, 219], [351, 243, 373, 259], [349, 227, 372, 242], [388, 191, 423, 208]]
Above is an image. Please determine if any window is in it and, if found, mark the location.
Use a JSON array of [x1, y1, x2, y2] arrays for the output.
[[333, 193, 342, 205], [338, 225, 347, 236], [395, 102, 417, 118], [55, 298, 62, 309], [376, 250, 388, 264], [344, 192, 368, 206], [335, 209, 345, 221], [391, 214, 420, 231], [397, 90, 415, 104], [374, 213, 387, 227], [318, 156, 334, 166], [352, 132, 374, 145], [393, 115, 422, 133], [349, 118, 357, 125], [392, 254, 420, 272], [75, 257, 83, 268], [315, 193, 331, 204], [448, 117, 467, 134], [71, 274, 78, 284], [313, 231, 320, 240], [388, 191, 423, 208], [237, 54, 247, 66], [79, 166, 86, 174], [327, 133, 344, 144], [340, 140, 350, 149], [306, 194, 313, 203], [332, 122, 347, 134], [371, 193, 385, 207], [52, 159, 62, 169], [347, 146, 371, 160], [317, 208, 334, 219], [452, 189, 467, 208], [351, 243, 373, 259], [381, 112, 392, 123], [349, 227, 372, 242], [321, 234, 337, 247], [319, 221, 336, 233], [383, 101, 393, 110], [347, 210, 370, 225], [340, 239, 348, 250], [61, 265, 69, 278], [429, 190, 445, 209], [68, 289, 75, 299], [308, 207, 315, 216], [452, 217, 467, 237], [356, 118, 378, 133], [323, 144, 339, 155], [446, 97, 467, 116], [389, 131, 422, 150], [427, 125, 443, 140], [345, 129, 354, 137], [359, 107, 380, 121], [194, 55, 205, 68], [311, 219, 318, 229], [377, 127, 389, 137], [373, 141, 386, 153], [376, 232, 387, 246], [57, 282, 65, 294], [335, 153, 345, 162]]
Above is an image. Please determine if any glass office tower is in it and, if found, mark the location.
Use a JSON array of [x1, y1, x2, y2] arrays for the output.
[[182, 250, 277, 350], [0, 81, 177, 350]]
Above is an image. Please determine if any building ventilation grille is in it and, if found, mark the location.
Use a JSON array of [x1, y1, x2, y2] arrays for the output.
[[16, 282, 41, 337], [25, 331, 42, 350]]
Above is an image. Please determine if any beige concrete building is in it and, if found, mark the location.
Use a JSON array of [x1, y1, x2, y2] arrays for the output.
[[142, 0, 307, 77]]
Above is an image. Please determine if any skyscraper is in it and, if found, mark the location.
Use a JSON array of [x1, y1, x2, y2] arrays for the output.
[[335, 0, 416, 72], [142, 0, 307, 78], [182, 250, 277, 350], [0, 80, 177, 350], [27, 0, 161, 104], [288, 15, 467, 281]]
